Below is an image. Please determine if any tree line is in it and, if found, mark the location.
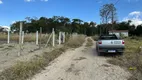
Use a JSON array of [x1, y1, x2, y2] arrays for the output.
[[10, 3, 142, 36], [98, 21, 142, 36], [10, 16, 97, 36], [10, 16, 142, 36]]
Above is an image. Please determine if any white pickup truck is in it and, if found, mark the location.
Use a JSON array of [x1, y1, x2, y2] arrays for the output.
[[96, 34, 125, 55]]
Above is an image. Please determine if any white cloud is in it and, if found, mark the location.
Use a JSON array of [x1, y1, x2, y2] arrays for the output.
[[0, 0, 3, 4], [122, 11, 142, 27], [130, 19, 142, 26], [127, 0, 139, 2], [129, 11, 142, 19], [12, 21, 16, 24], [41, 0, 48, 2], [96, 0, 102, 4], [0, 25, 10, 29], [129, 11, 141, 16], [24, 0, 48, 2], [24, 0, 35, 2]]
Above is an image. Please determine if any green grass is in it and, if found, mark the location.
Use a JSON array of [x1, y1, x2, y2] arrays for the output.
[[107, 37, 142, 80], [0, 35, 86, 80]]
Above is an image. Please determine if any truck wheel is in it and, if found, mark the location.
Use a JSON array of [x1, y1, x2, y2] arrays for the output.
[[97, 48, 103, 56]]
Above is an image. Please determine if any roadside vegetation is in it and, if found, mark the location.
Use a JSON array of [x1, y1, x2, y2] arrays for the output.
[[0, 33, 51, 43], [92, 35, 99, 41], [65, 35, 85, 48], [85, 38, 93, 47], [0, 35, 85, 80], [107, 36, 142, 80]]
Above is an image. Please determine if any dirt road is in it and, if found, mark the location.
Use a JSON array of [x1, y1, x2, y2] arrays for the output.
[[31, 37, 130, 80]]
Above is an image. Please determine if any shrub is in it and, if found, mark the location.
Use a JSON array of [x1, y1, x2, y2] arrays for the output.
[[65, 35, 85, 48], [85, 38, 93, 47]]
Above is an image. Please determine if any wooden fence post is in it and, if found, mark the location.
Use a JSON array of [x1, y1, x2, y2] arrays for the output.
[[7, 31, 10, 44], [22, 31, 24, 44], [18, 22, 23, 56], [59, 32, 61, 45], [63, 32, 65, 43], [36, 31, 38, 45], [45, 33, 52, 48], [19, 23, 22, 44], [52, 28, 55, 47], [39, 27, 42, 49]]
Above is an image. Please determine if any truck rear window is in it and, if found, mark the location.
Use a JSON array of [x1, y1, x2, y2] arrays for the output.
[[99, 35, 118, 40]]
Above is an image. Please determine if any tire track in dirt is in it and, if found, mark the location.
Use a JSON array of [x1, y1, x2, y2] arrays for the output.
[[30, 37, 130, 80]]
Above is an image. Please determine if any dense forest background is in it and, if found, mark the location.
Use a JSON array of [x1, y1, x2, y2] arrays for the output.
[[10, 16, 142, 36]]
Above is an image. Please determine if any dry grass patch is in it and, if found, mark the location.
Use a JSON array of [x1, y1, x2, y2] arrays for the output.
[[0, 47, 67, 80], [0, 35, 86, 80], [92, 35, 99, 41], [0, 46, 4, 48], [85, 38, 93, 47], [65, 35, 85, 48], [107, 37, 142, 80], [0, 33, 51, 43], [0, 58, 45, 80]]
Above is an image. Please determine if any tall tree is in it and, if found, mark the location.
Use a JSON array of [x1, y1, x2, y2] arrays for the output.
[[100, 3, 117, 33]]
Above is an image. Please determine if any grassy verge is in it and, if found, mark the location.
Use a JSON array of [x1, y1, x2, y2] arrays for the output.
[[91, 35, 99, 41], [0, 33, 50, 43], [0, 35, 85, 80], [107, 37, 142, 80], [65, 35, 85, 48], [85, 38, 93, 47]]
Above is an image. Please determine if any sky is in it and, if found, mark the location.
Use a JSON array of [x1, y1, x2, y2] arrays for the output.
[[0, 0, 142, 27]]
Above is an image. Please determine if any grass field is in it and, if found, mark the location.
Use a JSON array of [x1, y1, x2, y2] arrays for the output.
[[85, 38, 93, 47], [0, 35, 86, 80], [108, 37, 142, 80], [0, 33, 51, 43]]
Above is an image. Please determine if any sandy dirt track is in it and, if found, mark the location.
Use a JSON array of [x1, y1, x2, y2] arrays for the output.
[[31, 37, 131, 80]]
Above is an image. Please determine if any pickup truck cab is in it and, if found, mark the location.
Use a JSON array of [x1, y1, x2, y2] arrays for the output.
[[96, 34, 125, 55]]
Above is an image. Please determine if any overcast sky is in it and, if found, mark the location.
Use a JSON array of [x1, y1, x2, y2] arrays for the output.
[[0, 0, 142, 26]]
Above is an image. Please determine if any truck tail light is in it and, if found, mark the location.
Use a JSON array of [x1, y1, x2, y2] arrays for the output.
[[122, 41, 125, 44], [98, 41, 102, 44]]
